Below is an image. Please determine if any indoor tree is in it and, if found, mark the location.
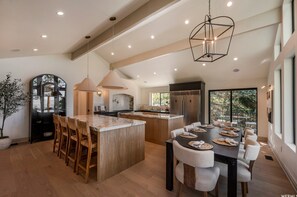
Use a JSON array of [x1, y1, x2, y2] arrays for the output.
[[0, 73, 29, 139]]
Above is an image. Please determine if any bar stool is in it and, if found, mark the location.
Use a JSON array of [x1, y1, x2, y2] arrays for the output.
[[76, 119, 97, 183], [53, 114, 61, 156], [66, 117, 79, 172], [59, 116, 69, 162]]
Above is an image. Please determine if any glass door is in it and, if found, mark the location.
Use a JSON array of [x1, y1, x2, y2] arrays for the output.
[[209, 88, 258, 131]]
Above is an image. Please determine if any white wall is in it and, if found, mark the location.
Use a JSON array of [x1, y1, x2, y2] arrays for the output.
[[267, 0, 297, 190], [0, 52, 109, 140]]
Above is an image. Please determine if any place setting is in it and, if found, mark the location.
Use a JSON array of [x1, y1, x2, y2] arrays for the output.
[[219, 130, 239, 137], [179, 131, 197, 139], [191, 127, 207, 133], [200, 124, 215, 129], [188, 140, 213, 150], [212, 137, 239, 146]]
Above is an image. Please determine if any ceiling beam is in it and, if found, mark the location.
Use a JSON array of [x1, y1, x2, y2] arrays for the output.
[[71, 0, 180, 60], [111, 7, 281, 69]]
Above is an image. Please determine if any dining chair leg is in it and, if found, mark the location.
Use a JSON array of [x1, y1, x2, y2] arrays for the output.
[[176, 181, 181, 197], [215, 181, 219, 197], [203, 191, 208, 197], [241, 182, 247, 197]]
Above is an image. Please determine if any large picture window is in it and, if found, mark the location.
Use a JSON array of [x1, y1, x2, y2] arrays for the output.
[[151, 92, 170, 106], [209, 88, 257, 131]]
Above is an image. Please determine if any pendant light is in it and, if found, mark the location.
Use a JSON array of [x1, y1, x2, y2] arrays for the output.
[[189, 0, 235, 62], [77, 36, 98, 92], [97, 17, 128, 90]]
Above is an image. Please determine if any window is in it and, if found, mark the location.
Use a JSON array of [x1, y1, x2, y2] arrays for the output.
[[274, 69, 282, 135], [151, 92, 170, 106], [209, 88, 257, 131]]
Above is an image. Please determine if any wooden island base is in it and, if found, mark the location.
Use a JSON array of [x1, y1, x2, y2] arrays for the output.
[[119, 112, 184, 145]]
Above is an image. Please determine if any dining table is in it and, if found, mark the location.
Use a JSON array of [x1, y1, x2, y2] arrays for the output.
[[166, 126, 242, 197]]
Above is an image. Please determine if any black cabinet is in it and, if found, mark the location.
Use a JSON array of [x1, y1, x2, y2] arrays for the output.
[[29, 74, 67, 143]]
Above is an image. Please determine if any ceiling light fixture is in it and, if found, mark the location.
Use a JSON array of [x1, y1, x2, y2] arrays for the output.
[[153, 72, 157, 75], [174, 68, 178, 71], [137, 75, 140, 78], [189, 0, 235, 62], [41, 34, 47, 38], [128, 45, 132, 49], [233, 57, 238, 61], [33, 48, 38, 52], [202, 63, 206, 66], [233, 68, 240, 72], [150, 35, 155, 39], [261, 85, 266, 89], [97, 17, 127, 90], [185, 20, 190, 25], [227, 1, 233, 7], [111, 52, 115, 56], [76, 36, 98, 92]]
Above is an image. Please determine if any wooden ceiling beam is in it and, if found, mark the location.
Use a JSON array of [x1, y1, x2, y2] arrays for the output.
[[71, 0, 180, 60]]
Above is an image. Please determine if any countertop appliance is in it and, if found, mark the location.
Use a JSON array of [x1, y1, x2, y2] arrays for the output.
[[169, 81, 205, 125]]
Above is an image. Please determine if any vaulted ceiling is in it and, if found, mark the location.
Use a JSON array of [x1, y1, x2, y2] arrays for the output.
[[0, 0, 282, 87]]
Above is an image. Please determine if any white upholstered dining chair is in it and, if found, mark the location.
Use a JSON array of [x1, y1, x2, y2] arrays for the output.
[[173, 140, 220, 197], [171, 128, 185, 138], [216, 139, 260, 197], [192, 122, 202, 127], [184, 124, 194, 132]]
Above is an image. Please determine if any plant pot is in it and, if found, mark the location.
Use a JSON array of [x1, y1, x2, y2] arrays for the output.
[[0, 137, 12, 150]]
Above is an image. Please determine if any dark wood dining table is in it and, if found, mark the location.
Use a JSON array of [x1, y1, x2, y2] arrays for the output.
[[166, 126, 241, 197]]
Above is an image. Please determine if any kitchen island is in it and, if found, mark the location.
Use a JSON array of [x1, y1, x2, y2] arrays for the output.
[[73, 115, 145, 182], [119, 112, 184, 145]]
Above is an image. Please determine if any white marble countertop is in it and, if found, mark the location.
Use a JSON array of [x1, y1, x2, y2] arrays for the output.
[[72, 114, 146, 132], [120, 112, 184, 120]]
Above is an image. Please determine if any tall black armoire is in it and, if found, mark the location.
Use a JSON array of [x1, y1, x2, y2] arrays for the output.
[[29, 74, 66, 143]]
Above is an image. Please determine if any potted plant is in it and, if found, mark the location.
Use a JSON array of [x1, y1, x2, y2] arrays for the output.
[[0, 73, 29, 149]]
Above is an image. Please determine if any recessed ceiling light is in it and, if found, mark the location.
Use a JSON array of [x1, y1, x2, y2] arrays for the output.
[[111, 52, 115, 56], [261, 85, 266, 89], [174, 68, 178, 71], [233, 68, 240, 72], [227, 1, 233, 7], [185, 20, 190, 25], [153, 72, 157, 75], [202, 63, 206, 66], [41, 34, 47, 38], [233, 57, 238, 61], [57, 11, 64, 16], [144, 81, 147, 83], [33, 48, 38, 52], [150, 35, 155, 39], [137, 75, 140, 78], [128, 45, 132, 49]]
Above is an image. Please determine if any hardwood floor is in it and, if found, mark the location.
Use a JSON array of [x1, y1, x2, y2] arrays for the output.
[[0, 140, 295, 197]]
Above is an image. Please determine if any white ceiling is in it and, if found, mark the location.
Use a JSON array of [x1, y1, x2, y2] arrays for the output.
[[0, 0, 282, 88]]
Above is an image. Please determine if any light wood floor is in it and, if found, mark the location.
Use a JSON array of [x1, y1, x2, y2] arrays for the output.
[[0, 140, 295, 197]]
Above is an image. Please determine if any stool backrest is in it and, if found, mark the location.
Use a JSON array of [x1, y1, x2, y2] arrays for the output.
[[76, 119, 92, 146], [53, 114, 60, 133], [67, 117, 78, 137], [59, 116, 68, 135]]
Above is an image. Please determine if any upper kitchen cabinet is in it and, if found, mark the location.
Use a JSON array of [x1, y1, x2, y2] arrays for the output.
[[29, 74, 67, 143]]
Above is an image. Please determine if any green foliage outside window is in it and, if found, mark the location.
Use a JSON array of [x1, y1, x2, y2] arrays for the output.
[[151, 92, 170, 106]]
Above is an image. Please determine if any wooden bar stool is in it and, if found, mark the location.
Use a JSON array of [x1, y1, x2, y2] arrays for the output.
[[53, 114, 61, 156], [66, 117, 79, 172], [76, 119, 97, 183], [59, 116, 69, 162]]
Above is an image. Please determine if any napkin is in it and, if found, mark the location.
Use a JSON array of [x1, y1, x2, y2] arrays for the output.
[[225, 138, 238, 145], [191, 140, 205, 148], [182, 132, 197, 137]]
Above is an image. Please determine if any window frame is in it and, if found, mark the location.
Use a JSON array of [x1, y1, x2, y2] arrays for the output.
[[151, 92, 170, 106]]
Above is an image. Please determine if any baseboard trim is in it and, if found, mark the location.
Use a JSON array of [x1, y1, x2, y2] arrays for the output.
[[12, 137, 29, 144], [258, 136, 268, 142], [268, 141, 297, 192]]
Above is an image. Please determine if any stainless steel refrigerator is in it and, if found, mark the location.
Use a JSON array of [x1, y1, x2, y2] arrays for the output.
[[169, 81, 205, 126], [170, 90, 201, 125]]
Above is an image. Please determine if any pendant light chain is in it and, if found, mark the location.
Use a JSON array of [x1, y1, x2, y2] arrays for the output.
[[86, 36, 91, 78], [208, 0, 211, 17]]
